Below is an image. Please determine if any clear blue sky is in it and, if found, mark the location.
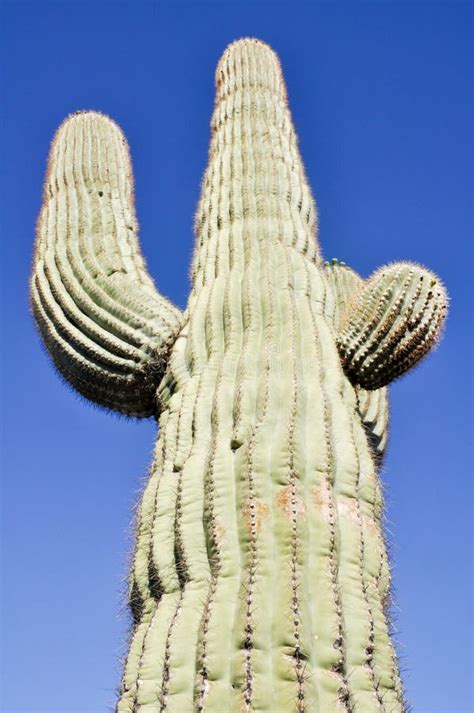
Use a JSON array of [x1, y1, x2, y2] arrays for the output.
[[1, 2, 472, 712]]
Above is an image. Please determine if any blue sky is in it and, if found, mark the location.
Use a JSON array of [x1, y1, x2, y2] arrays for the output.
[[1, 1, 472, 712]]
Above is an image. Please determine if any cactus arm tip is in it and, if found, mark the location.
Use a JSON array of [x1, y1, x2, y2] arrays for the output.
[[30, 110, 183, 417], [215, 37, 287, 102]]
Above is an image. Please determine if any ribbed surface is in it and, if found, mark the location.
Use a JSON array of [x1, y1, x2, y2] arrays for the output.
[[29, 36, 448, 713], [324, 263, 389, 460], [323, 261, 363, 330], [31, 112, 182, 416], [337, 262, 448, 390], [117, 40, 405, 712]]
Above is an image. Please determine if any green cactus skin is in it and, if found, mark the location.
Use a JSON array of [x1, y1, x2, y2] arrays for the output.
[[324, 263, 390, 461], [31, 112, 182, 416], [336, 263, 447, 391], [30, 38, 447, 713]]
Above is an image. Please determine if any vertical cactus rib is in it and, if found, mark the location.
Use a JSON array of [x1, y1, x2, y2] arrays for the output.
[[355, 387, 389, 462], [345, 383, 403, 711], [229, 145, 262, 713], [200, 290, 243, 705], [285, 250, 312, 711], [129, 462, 163, 623], [325, 357, 382, 711], [307, 298, 352, 711], [350, 413, 404, 709], [191, 124, 245, 708], [296, 259, 339, 710], [32, 37, 447, 713], [31, 111, 182, 416], [117, 599, 159, 713]]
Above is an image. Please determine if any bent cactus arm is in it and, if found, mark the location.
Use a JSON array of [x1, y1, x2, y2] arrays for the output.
[[324, 261, 390, 460], [336, 262, 447, 390], [31, 38, 448, 713], [31, 112, 182, 417]]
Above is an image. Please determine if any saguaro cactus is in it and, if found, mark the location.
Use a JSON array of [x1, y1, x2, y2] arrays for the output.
[[31, 39, 447, 713]]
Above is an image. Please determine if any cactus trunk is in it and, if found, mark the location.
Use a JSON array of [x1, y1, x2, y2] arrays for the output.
[[31, 38, 447, 713], [118, 41, 402, 712]]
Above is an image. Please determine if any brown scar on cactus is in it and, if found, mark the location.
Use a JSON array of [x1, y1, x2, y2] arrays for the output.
[[31, 37, 447, 712], [277, 484, 307, 520]]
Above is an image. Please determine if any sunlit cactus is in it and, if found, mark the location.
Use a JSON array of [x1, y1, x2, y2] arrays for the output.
[[30, 38, 447, 713]]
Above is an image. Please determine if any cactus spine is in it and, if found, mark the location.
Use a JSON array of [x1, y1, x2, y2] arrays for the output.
[[31, 39, 447, 713]]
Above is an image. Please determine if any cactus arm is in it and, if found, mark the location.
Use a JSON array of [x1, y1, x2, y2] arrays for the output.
[[336, 261, 448, 390], [30, 111, 183, 417], [324, 261, 390, 460]]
